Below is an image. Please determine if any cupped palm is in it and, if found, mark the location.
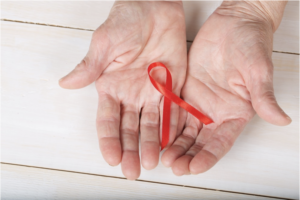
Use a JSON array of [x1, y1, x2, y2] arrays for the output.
[[162, 8, 291, 175], [60, 1, 187, 180]]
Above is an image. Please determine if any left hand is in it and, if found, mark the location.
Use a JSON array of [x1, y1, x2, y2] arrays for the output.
[[161, 1, 291, 175]]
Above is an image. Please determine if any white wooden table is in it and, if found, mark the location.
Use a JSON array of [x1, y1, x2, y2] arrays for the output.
[[2, 1, 299, 199]]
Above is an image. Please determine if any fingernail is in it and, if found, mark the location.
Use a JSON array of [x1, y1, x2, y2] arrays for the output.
[[286, 116, 292, 121]]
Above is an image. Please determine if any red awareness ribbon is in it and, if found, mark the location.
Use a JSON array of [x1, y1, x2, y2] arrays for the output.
[[148, 62, 214, 150]]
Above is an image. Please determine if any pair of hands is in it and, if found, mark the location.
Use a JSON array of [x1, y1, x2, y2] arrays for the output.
[[59, 1, 291, 180]]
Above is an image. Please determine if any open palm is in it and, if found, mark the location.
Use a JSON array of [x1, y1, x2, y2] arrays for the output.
[[162, 6, 291, 175], [59, 1, 187, 180]]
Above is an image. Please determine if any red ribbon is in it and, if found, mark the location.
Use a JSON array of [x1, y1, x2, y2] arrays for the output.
[[148, 62, 214, 150]]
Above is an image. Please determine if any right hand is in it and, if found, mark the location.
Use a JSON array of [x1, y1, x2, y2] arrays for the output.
[[59, 1, 187, 180]]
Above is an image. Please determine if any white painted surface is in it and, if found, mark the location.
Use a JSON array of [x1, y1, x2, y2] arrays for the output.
[[2, 164, 279, 200], [2, 21, 298, 199], [1, 1, 299, 53]]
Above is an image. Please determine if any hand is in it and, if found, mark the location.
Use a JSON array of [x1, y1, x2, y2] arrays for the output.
[[161, 1, 291, 176], [59, 1, 187, 180]]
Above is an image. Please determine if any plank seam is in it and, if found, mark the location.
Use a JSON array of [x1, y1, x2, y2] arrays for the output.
[[1, 162, 293, 200], [2, 19, 299, 56], [272, 50, 300, 55], [1, 18, 94, 32]]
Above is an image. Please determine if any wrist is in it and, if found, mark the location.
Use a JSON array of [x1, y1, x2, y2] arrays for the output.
[[216, 1, 287, 32]]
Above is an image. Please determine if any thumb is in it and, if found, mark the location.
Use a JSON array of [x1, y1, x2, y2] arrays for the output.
[[249, 61, 292, 126], [59, 27, 110, 89]]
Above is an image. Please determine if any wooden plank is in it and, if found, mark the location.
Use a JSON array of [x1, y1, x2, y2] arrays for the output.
[[2, 164, 278, 200], [1, 1, 299, 53], [1, 21, 299, 199], [1, 1, 113, 30]]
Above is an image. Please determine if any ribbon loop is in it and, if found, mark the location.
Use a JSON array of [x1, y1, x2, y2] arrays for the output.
[[148, 62, 213, 150]]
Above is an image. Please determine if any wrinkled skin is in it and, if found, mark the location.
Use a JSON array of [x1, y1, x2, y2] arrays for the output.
[[59, 1, 187, 180], [161, 4, 291, 175], [60, 1, 291, 179]]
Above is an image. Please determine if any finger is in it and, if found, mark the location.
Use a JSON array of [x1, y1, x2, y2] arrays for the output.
[[96, 92, 121, 166], [172, 155, 193, 176], [189, 119, 247, 174], [248, 61, 292, 126], [161, 115, 201, 168], [177, 107, 187, 137], [140, 104, 160, 170], [171, 126, 214, 176], [170, 118, 209, 176], [120, 104, 140, 180], [167, 102, 180, 147], [168, 86, 185, 146], [59, 27, 111, 89]]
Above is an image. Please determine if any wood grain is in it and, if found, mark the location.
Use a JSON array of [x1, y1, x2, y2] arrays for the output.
[[1, 1, 299, 53], [2, 163, 280, 200], [2, 21, 299, 199]]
